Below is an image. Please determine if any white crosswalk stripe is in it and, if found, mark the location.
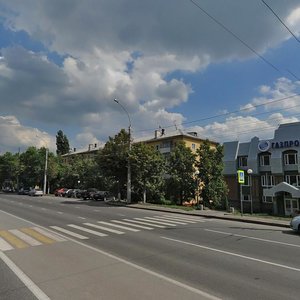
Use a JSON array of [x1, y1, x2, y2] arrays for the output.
[[162, 214, 205, 222], [154, 216, 197, 223], [0, 237, 13, 251], [8, 229, 42, 246], [68, 224, 108, 237], [98, 221, 140, 232], [112, 220, 153, 230], [147, 217, 187, 225], [84, 223, 124, 234], [32, 227, 66, 241], [123, 219, 166, 228], [141, 217, 177, 226], [50, 226, 88, 239]]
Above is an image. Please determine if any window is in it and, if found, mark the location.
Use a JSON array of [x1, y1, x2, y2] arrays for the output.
[[241, 174, 251, 186], [238, 156, 247, 167], [260, 154, 270, 166], [156, 145, 159, 151], [191, 143, 196, 150], [262, 196, 273, 203], [261, 174, 274, 187], [160, 141, 170, 149], [242, 194, 251, 201], [285, 175, 300, 186], [284, 152, 298, 165]]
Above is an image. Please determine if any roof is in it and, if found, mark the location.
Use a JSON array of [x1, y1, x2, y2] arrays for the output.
[[134, 129, 218, 144]]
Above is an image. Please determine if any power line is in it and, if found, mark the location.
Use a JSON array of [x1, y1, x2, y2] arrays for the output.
[[189, 0, 281, 72], [261, 0, 300, 44], [134, 93, 300, 133]]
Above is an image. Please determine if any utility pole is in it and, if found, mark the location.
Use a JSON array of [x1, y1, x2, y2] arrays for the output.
[[114, 99, 132, 204]]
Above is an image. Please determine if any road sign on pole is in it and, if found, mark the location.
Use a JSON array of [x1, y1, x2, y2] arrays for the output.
[[237, 170, 245, 184]]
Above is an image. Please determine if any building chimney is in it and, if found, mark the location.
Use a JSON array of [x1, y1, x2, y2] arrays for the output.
[[155, 130, 159, 139], [73, 148, 76, 152]]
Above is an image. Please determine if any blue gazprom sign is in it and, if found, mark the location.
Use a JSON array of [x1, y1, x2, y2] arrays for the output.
[[258, 139, 300, 152], [272, 140, 300, 149]]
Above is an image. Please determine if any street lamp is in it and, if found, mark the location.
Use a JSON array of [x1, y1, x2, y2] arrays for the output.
[[114, 98, 132, 204], [37, 135, 48, 195], [247, 168, 253, 214]]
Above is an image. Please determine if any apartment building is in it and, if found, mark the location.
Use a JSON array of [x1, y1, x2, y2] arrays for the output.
[[223, 122, 300, 216]]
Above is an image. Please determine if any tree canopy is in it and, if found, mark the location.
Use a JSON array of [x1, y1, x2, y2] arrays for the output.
[[56, 130, 70, 155]]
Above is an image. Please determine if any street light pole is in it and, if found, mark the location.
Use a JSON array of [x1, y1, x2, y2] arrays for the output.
[[43, 148, 48, 195], [247, 168, 253, 214], [114, 99, 131, 204]]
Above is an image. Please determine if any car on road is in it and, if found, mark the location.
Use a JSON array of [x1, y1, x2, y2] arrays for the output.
[[28, 189, 43, 196], [93, 191, 110, 201], [18, 187, 30, 195], [290, 215, 300, 232], [81, 188, 98, 200]]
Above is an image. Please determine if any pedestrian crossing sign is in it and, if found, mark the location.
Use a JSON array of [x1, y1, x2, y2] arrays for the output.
[[237, 170, 245, 184]]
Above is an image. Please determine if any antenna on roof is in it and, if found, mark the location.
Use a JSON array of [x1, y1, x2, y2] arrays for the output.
[[173, 121, 178, 131]]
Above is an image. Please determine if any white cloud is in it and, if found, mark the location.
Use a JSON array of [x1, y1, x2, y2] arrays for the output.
[[0, 115, 55, 153], [0, 1, 300, 151]]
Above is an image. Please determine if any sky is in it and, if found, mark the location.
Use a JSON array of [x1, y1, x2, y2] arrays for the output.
[[1, 0, 300, 153]]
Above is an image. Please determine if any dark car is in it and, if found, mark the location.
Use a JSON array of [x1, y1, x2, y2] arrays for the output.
[[18, 187, 30, 195], [93, 191, 110, 201], [81, 188, 98, 200]]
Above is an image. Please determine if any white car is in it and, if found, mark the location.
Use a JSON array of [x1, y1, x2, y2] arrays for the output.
[[290, 215, 300, 232], [28, 189, 44, 197]]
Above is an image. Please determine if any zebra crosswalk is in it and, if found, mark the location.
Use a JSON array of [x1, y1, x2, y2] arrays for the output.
[[0, 227, 65, 252], [0, 215, 206, 252], [48, 215, 206, 240]]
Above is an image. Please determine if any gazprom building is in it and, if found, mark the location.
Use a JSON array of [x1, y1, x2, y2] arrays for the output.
[[223, 122, 300, 216]]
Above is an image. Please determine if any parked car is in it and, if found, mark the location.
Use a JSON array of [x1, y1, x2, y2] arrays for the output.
[[18, 187, 30, 195], [28, 189, 43, 196], [93, 191, 110, 201], [81, 188, 98, 200], [54, 188, 69, 197], [290, 215, 300, 232]]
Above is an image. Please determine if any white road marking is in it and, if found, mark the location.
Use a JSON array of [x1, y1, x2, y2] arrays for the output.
[[98, 221, 139, 232], [0, 237, 14, 251], [32, 227, 66, 242], [161, 236, 300, 273], [155, 216, 197, 223], [75, 206, 80, 209], [162, 214, 205, 222], [50, 226, 88, 239], [0, 251, 51, 300], [68, 224, 107, 237], [112, 220, 153, 230], [8, 229, 42, 246], [123, 219, 166, 228], [57, 211, 63, 214], [139, 217, 177, 226], [149, 217, 187, 225], [205, 229, 300, 248], [84, 223, 124, 234], [78, 217, 86, 220], [93, 210, 100, 212]]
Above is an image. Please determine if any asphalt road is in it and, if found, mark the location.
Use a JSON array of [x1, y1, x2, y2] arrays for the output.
[[0, 193, 300, 300]]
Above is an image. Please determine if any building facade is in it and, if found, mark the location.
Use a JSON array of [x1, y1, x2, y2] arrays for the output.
[[223, 122, 300, 216], [138, 129, 218, 157]]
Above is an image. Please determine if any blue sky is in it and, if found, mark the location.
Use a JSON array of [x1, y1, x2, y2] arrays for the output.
[[0, 0, 300, 152]]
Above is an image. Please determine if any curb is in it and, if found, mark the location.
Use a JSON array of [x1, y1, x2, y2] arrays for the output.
[[107, 201, 290, 229]]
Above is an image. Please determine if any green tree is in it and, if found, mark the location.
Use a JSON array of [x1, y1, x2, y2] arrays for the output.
[[167, 142, 196, 205], [131, 143, 166, 203], [19, 147, 46, 188], [0, 152, 20, 189], [96, 129, 129, 198], [196, 141, 228, 209], [56, 130, 70, 155]]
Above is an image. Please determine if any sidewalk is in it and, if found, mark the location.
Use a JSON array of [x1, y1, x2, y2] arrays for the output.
[[108, 201, 291, 228]]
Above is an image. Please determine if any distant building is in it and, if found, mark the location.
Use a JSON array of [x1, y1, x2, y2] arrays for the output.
[[223, 122, 300, 216], [61, 143, 101, 163], [136, 128, 218, 158]]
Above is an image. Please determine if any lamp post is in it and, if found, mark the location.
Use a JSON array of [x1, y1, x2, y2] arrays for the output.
[[114, 98, 131, 204], [247, 168, 253, 214], [37, 135, 48, 195]]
